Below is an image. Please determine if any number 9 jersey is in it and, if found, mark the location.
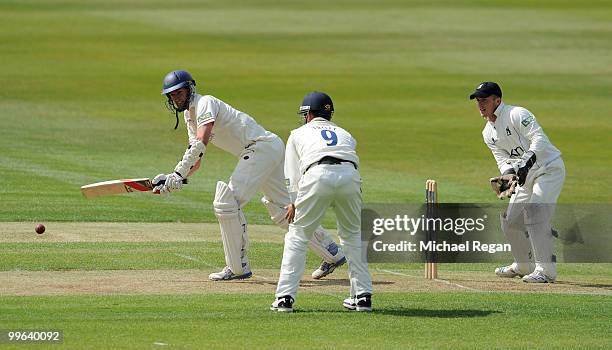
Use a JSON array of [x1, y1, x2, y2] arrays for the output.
[[284, 117, 360, 194]]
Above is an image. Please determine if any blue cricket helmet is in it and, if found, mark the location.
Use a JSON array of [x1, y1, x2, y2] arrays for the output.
[[161, 70, 197, 129], [161, 70, 196, 95], [298, 91, 334, 119]]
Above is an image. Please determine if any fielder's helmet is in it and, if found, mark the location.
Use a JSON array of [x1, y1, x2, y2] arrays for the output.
[[161, 70, 196, 95], [298, 91, 334, 119]]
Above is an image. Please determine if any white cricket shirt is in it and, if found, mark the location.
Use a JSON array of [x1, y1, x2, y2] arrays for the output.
[[285, 117, 359, 193], [184, 94, 276, 156], [482, 101, 561, 174]]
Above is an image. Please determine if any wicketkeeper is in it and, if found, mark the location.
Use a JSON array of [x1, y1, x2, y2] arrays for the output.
[[153, 70, 346, 281], [472, 82, 565, 283], [271, 92, 373, 312]]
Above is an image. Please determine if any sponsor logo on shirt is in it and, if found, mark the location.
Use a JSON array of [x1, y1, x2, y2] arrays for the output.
[[521, 115, 534, 127], [197, 111, 213, 125]]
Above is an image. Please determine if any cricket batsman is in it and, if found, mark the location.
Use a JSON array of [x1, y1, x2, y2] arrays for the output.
[[153, 70, 346, 280], [472, 82, 565, 283], [271, 92, 373, 312]]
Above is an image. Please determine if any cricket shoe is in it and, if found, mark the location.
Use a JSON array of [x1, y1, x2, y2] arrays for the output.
[[208, 266, 252, 281], [312, 257, 346, 279], [343, 293, 372, 312], [522, 270, 556, 283], [495, 263, 533, 278], [270, 295, 294, 312]]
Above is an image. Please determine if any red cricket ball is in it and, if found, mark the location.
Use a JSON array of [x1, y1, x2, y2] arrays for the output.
[[35, 224, 46, 234]]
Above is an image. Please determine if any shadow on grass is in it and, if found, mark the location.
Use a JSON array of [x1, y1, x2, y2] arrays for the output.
[[237, 279, 395, 287], [375, 308, 500, 318], [555, 281, 612, 290], [300, 279, 395, 287], [294, 307, 500, 318]]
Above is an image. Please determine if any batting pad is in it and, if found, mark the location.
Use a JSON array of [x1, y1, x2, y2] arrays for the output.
[[309, 228, 344, 264], [214, 181, 245, 275], [261, 197, 343, 264], [261, 197, 289, 230]]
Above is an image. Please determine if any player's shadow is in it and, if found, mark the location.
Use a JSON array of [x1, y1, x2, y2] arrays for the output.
[[375, 308, 500, 318], [223, 279, 395, 287], [300, 279, 395, 287], [554, 281, 612, 290], [297, 308, 500, 318]]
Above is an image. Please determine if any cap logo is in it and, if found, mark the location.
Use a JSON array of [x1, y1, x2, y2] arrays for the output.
[[325, 104, 331, 111], [478, 83, 484, 89]]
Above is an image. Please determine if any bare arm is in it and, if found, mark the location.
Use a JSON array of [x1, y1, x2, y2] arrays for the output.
[[187, 159, 201, 177], [197, 121, 214, 146]]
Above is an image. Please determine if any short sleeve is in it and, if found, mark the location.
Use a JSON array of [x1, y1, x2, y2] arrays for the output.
[[195, 95, 218, 127]]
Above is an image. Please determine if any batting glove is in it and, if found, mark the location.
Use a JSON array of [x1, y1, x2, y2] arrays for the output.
[[152, 173, 168, 195], [164, 172, 184, 191]]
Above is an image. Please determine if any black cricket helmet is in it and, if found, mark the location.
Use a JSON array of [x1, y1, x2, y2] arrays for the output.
[[162, 70, 197, 129], [298, 91, 334, 120]]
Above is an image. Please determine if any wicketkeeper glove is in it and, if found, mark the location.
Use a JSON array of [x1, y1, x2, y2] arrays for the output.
[[516, 151, 537, 186], [490, 173, 518, 200]]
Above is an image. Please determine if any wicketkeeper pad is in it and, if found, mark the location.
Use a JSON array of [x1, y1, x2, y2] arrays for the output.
[[525, 204, 556, 275], [500, 212, 534, 274]]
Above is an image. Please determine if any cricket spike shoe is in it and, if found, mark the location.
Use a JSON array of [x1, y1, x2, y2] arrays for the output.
[[208, 266, 252, 281], [495, 262, 533, 278], [311, 257, 346, 279], [343, 293, 372, 312], [343, 297, 356, 310], [522, 270, 556, 283], [270, 295, 294, 312]]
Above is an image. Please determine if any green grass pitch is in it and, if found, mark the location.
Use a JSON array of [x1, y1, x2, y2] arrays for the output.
[[0, 1, 611, 349]]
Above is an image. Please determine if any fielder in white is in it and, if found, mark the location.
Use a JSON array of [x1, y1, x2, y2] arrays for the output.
[[472, 82, 565, 283], [152, 70, 346, 280], [271, 92, 373, 312]]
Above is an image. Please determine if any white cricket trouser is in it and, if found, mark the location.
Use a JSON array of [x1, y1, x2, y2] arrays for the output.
[[504, 157, 565, 276], [222, 136, 343, 269], [228, 136, 289, 207], [275, 163, 373, 299]]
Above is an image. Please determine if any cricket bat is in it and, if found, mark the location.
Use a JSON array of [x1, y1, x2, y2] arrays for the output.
[[80, 177, 187, 199]]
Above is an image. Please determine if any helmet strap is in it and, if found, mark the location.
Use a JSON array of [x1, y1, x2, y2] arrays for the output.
[[164, 82, 196, 130]]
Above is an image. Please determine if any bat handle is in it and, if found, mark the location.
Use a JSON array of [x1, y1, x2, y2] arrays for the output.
[[157, 178, 188, 185]]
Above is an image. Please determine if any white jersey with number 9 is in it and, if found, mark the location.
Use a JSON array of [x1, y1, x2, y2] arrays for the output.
[[284, 117, 359, 193]]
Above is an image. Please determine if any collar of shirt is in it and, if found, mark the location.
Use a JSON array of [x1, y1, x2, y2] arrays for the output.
[[490, 101, 506, 127], [310, 117, 336, 125]]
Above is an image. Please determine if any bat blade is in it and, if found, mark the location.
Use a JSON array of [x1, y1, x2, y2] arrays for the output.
[[81, 178, 154, 199]]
